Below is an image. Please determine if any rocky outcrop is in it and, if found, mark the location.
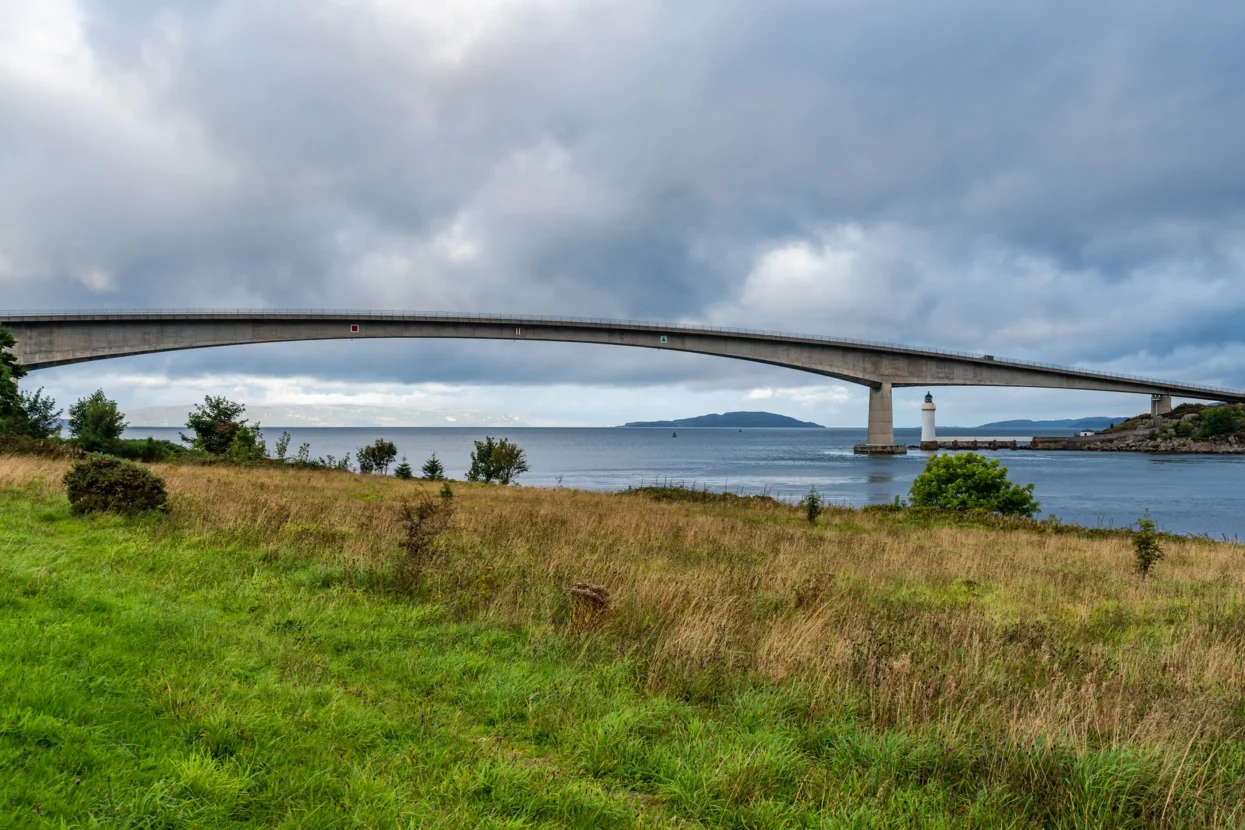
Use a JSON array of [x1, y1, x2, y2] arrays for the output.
[[1031, 431, 1245, 454]]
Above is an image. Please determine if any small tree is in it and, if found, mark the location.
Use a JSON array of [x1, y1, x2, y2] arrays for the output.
[[466, 436, 529, 485], [68, 390, 127, 450], [421, 452, 445, 480], [357, 438, 398, 474], [182, 396, 247, 455], [4, 389, 62, 439], [394, 457, 414, 479], [799, 486, 823, 524], [439, 480, 454, 500], [274, 431, 292, 461], [909, 452, 1039, 518], [1, 323, 58, 439], [0, 324, 28, 422], [1133, 510, 1165, 579]]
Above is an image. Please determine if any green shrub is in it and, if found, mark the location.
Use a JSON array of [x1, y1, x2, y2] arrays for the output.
[[909, 452, 1039, 518], [1133, 510, 1164, 578], [1198, 405, 1241, 438], [227, 423, 268, 462], [394, 457, 414, 479], [102, 437, 185, 463], [799, 487, 822, 524], [0, 435, 83, 459], [1173, 420, 1194, 438], [63, 455, 169, 516]]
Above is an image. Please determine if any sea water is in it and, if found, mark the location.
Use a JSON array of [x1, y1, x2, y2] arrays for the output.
[[125, 426, 1245, 539]]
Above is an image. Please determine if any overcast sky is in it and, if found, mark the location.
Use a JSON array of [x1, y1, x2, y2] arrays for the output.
[[4, 1, 1245, 426]]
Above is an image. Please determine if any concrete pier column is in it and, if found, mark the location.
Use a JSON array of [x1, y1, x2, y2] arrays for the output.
[[1151, 394, 1172, 417], [853, 382, 907, 454], [867, 382, 894, 445], [846, 383, 906, 455]]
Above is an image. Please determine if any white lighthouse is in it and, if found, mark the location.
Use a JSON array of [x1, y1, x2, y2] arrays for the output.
[[921, 392, 937, 443]]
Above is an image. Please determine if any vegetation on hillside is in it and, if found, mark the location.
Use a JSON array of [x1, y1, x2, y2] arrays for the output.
[[2, 457, 1244, 825], [1102, 402, 1245, 440]]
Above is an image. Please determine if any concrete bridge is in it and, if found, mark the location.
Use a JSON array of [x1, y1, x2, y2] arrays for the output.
[[4, 309, 1244, 451]]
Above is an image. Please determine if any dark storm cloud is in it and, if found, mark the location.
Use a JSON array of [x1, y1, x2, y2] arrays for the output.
[[3, 0, 1245, 389]]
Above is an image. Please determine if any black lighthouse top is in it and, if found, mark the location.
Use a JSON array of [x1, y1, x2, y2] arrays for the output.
[[924, 392, 933, 403]]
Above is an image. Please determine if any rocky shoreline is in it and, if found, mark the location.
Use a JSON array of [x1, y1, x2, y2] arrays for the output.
[[1029, 434, 1245, 454], [1027, 403, 1245, 454]]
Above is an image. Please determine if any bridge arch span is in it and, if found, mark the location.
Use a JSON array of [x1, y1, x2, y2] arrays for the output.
[[5, 310, 1244, 449]]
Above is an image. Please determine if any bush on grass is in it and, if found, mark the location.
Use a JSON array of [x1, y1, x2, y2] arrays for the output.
[[909, 452, 1039, 518], [63, 454, 169, 516]]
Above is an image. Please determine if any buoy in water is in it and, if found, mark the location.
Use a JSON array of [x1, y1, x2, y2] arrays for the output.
[[672, 431, 677, 438]]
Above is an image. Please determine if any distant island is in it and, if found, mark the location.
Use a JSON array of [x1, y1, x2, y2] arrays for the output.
[[620, 411, 824, 429], [974, 417, 1126, 430]]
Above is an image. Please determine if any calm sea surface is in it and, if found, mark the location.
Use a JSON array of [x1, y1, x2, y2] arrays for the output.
[[125, 426, 1245, 539]]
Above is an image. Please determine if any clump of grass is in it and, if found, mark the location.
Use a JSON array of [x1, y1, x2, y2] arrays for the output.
[[397, 489, 456, 586], [623, 484, 782, 507]]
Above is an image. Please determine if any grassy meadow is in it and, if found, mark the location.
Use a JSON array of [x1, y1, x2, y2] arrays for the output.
[[2, 455, 1245, 827]]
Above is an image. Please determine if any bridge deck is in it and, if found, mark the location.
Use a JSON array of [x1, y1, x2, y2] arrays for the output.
[[3, 308, 1243, 403]]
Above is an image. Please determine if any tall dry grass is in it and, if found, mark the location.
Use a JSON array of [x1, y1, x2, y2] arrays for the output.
[[5, 455, 1245, 761]]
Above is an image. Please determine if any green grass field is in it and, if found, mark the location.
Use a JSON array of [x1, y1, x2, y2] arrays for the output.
[[3, 460, 1245, 827]]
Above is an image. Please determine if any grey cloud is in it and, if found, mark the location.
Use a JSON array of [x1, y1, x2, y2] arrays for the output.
[[3, 0, 1244, 391]]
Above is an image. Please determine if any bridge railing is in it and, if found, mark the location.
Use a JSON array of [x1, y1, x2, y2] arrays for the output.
[[4, 308, 1243, 397]]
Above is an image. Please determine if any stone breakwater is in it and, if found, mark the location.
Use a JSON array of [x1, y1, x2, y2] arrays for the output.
[[1030, 434, 1245, 454]]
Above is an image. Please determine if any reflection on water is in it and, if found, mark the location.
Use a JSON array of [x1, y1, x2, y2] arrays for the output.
[[124, 425, 1245, 538]]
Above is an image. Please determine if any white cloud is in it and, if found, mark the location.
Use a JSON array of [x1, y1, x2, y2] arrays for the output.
[[710, 222, 1245, 388]]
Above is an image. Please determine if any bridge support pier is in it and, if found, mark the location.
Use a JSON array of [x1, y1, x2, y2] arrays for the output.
[[1151, 394, 1172, 418], [854, 382, 907, 455]]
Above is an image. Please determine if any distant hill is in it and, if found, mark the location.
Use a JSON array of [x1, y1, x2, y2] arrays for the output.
[[620, 411, 824, 428], [974, 417, 1127, 430]]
